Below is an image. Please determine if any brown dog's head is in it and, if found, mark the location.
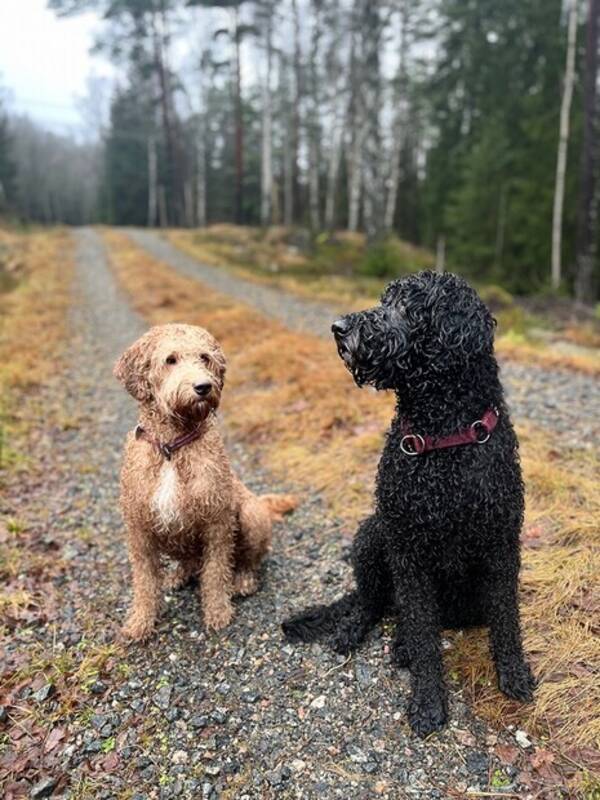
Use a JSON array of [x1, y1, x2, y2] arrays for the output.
[[114, 324, 226, 423]]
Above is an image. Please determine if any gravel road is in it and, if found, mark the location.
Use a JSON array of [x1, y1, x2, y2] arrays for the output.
[[1, 228, 542, 798], [128, 228, 600, 443]]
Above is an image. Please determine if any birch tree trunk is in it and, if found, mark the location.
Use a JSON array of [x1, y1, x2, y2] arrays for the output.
[[359, 0, 385, 245], [260, 6, 274, 227], [281, 52, 294, 227], [551, 0, 579, 289], [384, 0, 409, 232], [195, 50, 209, 228], [308, 1, 322, 232], [291, 0, 303, 223], [233, 4, 244, 225], [324, 2, 344, 232], [576, 0, 600, 303], [347, 17, 363, 232]]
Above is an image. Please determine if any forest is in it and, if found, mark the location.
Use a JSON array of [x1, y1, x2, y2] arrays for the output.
[[0, 0, 598, 301]]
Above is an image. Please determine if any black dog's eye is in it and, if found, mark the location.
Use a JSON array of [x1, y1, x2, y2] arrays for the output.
[[165, 355, 177, 365], [200, 354, 211, 366]]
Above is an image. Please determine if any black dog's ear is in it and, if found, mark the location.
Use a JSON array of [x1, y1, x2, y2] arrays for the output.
[[436, 290, 495, 359], [114, 335, 153, 402]]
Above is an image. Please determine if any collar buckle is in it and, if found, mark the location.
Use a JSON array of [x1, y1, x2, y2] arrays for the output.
[[400, 433, 425, 456]]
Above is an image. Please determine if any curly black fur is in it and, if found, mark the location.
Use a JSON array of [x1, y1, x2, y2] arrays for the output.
[[282, 270, 535, 738]]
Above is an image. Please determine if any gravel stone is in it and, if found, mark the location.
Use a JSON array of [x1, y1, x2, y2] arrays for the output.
[[30, 777, 58, 798], [33, 684, 55, 703]]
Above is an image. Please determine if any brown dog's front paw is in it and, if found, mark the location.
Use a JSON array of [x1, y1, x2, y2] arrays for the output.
[[121, 614, 156, 642], [233, 570, 259, 597], [204, 599, 234, 631]]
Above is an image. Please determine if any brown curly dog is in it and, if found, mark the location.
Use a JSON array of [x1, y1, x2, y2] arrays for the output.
[[114, 323, 296, 641]]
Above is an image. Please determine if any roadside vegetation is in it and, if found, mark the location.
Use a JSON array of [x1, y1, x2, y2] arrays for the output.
[[104, 229, 599, 795], [167, 226, 600, 377], [0, 228, 127, 796]]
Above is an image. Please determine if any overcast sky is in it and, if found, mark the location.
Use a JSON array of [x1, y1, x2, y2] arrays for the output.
[[0, 0, 113, 136]]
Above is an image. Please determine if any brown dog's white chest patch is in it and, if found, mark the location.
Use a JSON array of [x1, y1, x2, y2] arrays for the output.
[[152, 462, 181, 530]]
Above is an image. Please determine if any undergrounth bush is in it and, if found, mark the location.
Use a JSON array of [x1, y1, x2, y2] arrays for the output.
[[358, 237, 432, 278]]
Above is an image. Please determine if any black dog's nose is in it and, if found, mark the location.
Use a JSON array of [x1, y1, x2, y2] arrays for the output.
[[194, 382, 212, 397], [331, 318, 350, 336]]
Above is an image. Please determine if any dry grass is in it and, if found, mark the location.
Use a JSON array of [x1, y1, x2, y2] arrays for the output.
[[495, 332, 600, 377], [0, 225, 74, 647], [167, 225, 432, 311], [103, 229, 599, 787]]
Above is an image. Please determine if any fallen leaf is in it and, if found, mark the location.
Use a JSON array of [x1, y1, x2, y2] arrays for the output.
[[102, 752, 119, 771], [44, 727, 65, 754], [495, 743, 520, 765]]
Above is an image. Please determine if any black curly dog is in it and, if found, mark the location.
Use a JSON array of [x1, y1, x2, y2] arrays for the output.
[[282, 271, 535, 737]]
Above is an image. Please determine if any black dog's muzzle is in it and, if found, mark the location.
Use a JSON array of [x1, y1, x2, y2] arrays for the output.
[[331, 316, 360, 371]]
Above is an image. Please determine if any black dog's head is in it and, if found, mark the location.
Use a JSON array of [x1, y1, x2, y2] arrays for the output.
[[332, 271, 495, 390]]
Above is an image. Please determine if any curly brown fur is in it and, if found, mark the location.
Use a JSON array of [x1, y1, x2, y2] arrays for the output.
[[282, 271, 535, 737], [115, 323, 296, 641]]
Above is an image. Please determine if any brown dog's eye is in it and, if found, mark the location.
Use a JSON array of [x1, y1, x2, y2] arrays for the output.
[[200, 354, 211, 366], [166, 355, 177, 365]]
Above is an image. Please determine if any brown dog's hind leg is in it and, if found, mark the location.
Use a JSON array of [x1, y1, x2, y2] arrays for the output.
[[122, 531, 163, 641], [233, 489, 272, 597]]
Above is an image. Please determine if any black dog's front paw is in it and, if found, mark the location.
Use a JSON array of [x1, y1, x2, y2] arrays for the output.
[[392, 637, 410, 668], [408, 687, 448, 738], [497, 660, 536, 703]]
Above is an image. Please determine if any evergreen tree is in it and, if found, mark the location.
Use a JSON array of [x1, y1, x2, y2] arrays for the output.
[[0, 109, 16, 213]]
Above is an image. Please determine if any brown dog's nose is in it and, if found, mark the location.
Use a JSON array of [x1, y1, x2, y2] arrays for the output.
[[194, 382, 212, 397]]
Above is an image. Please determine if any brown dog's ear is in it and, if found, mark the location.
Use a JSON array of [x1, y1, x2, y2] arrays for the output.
[[114, 336, 153, 402], [211, 343, 227, 386]]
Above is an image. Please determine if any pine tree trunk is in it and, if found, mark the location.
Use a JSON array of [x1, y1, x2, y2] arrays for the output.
[[261, 8, 274, 227], [147, 134, 158, 227], [196, 125, 207, 227], [184, 180, 194, 227], [551, 0, 578, 289], [325, 125, 343, 231], [576, 0, 600, 303]]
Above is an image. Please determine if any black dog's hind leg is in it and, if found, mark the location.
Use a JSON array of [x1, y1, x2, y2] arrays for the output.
[[486, 562, 535, 703], [327, 515, 391, 655], [391, 560, 448, 738], [282, 591, 362, 643]]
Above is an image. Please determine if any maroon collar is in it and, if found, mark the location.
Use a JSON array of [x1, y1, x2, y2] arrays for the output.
[[399, 408, 499, 456], [135, 424, 203, 460]]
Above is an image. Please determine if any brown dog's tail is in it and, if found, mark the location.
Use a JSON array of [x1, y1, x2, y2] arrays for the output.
[[260, 494, 299, 521]]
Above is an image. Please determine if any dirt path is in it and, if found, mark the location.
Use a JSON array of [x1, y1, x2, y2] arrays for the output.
[[2, 228, 538, 798], [128, 228, 600, 443]]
